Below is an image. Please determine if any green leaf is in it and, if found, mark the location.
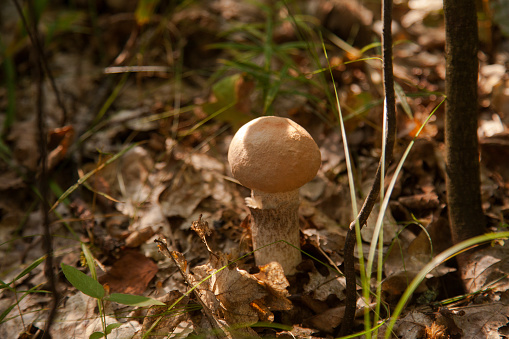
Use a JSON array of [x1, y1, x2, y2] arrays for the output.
[[0, 303, 16, 324], [105, 323, 123, 334], [89, 331, 105, 339], [61, 263, 105, 299], [106, 293, 165, 307], [202, 74, 253, 130], [0, 279, 8, 290], [135, 0, 160, 26], [491, 0, 509, 37]]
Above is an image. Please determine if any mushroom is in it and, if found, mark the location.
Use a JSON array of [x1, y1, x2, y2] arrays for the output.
[[228, 116, 321, 275]]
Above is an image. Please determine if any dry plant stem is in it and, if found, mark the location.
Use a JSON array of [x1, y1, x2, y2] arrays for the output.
[[154, 238, 232, 339], [21, 2, 60, 337], [339, 0, 396, 335], [247, 190, 301, 275]]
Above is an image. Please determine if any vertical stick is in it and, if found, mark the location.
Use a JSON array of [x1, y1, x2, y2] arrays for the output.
[[444, 0, 485, 262], [338, 0, 396, 335]]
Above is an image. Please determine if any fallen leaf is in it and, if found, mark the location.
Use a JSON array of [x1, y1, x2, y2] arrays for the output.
[[100, 250, 158, 295], [140, 290, 190, 335], [159, 167, 212, 218], [393, 311, 433, 339], [125, 226, 156, 248], [212, 260, 266, 325], [47, 125, 75, 170], [253, 262, 293, 311], [7, 119, 39, 171], [449, 303, 509, 339], [462, 242, 509, 294]]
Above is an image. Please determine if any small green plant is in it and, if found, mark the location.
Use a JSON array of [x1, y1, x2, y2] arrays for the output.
[[61, 244, 164, 339], [0, 255, 48, 326], [206, 1, 330, 119]]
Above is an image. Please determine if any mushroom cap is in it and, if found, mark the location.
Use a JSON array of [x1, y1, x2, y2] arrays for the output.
[[228, 116, 321, 193]]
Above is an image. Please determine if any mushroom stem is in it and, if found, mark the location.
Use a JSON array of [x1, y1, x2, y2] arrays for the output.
[[246, 189, 301, 275]]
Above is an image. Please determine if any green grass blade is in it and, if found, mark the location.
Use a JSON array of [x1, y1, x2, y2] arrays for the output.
[[9, 255, 46, 286], [106, 293, 165, 307], [50, 142, 139, 212], [82, 243, 98, 281], [394, 82, 413, 119], [0, 284, 45, 323]]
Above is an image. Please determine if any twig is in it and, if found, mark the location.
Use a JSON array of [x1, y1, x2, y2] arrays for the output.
[[338, 0, 396, 335], [154, 238, 232, 339], [11, 1, 61, 337]]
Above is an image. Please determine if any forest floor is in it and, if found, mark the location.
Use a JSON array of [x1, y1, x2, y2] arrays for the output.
[[1, 0, 509, 338]]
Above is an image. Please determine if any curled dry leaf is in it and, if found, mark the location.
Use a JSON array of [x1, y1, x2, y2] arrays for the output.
[[191, 214, 214, 254], [125, 226, 156, 248], [47, 125, 75, 170], [447, 303, 509, 339]]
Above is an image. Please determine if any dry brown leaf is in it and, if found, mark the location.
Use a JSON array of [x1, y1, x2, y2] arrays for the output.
[[191, 214, 214, 254], [393, 311, 433, 339], [159, 167, 212, 218], [303, 269, 345, 302], [212, 260, 266, 324], [0, 170, 24, 191], [99, 250, 158, 294], [304, 306, 344, 334], [125, 226, 156, 248], [398, 192, 440, 212], [253, 262, 293, 311], [462, 242, 509, 294], [7, 119, 39, 171], [447, 303, 509, 339], [139, 290, 190, 336], [47, 125, 75, 170], [384, 228, 455, 299], [361, 201, 399, 245]]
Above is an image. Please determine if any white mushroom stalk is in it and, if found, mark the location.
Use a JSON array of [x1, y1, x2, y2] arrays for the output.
[[228, 116, 321, 275]]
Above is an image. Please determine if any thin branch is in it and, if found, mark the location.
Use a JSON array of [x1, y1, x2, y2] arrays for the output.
[[338, 0, 396, 335], [11, 0, 61, 337]]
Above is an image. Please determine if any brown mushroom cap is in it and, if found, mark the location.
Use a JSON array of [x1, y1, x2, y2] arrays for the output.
[[228, 116, 321, 193]]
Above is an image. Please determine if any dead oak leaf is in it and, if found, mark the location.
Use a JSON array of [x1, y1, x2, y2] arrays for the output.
[[462, 243, 509, 294], [448, 303, 509, 339], [212, 262, 266, 325], [99, 250, 158, 295], [254, 262, 292, 310]]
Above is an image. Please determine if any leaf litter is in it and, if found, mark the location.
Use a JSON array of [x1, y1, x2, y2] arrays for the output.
[[1, 0, 509, 338]]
